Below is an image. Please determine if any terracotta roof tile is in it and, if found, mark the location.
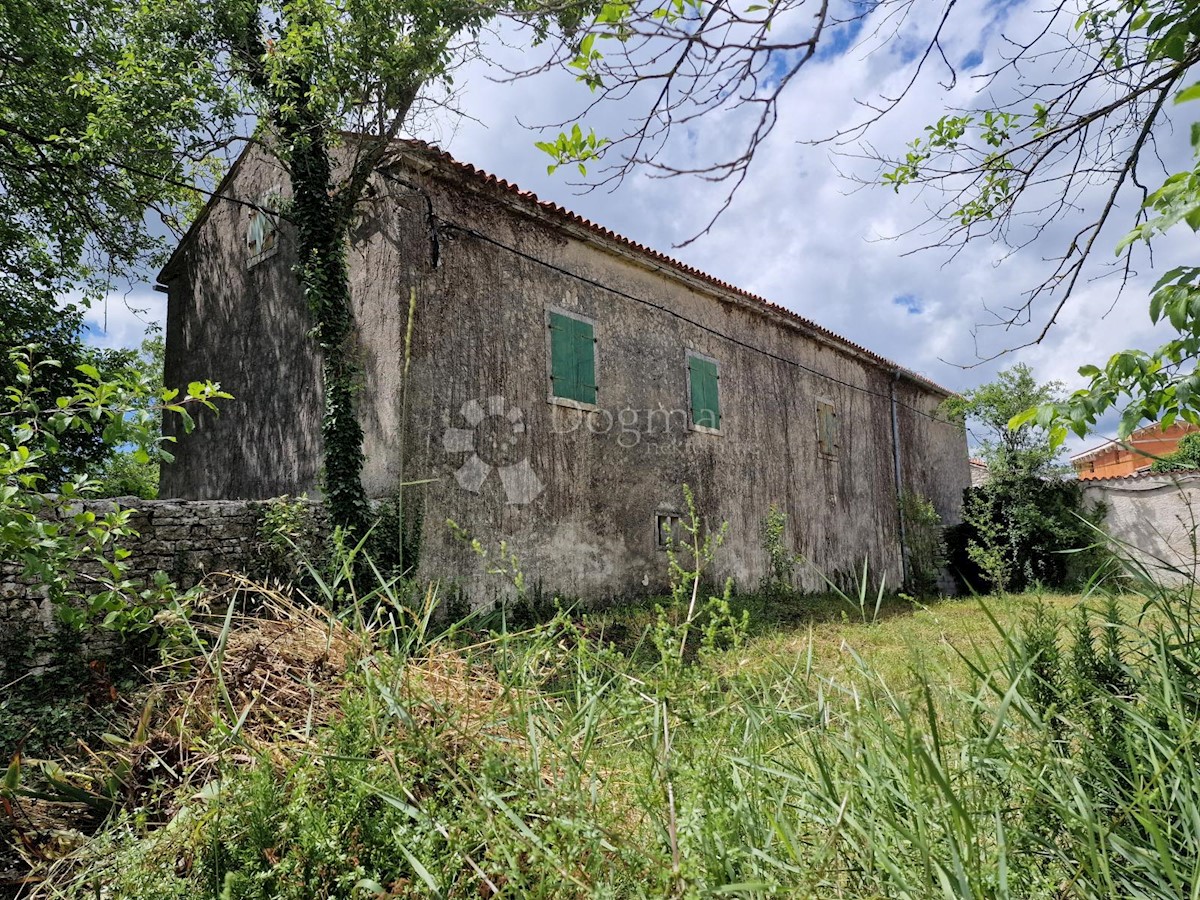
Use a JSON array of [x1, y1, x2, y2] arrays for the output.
[[394, 139, 953, 397], [1080, 468, 1166, 483]]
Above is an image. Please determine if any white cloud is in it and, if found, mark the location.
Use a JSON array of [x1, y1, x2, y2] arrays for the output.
[[81, 287, 164, 350], [428, 0, 1193, 453]]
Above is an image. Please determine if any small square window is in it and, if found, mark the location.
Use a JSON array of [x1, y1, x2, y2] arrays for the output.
[[656, 513, 683, 549], [817, 399, 839, 458]]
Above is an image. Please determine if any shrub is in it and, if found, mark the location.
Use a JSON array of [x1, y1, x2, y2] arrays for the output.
[[759, 503, 797, 595], [898, 490, 945, 597], [1150, 429, 1200, 472], [948, 473, 1106, 593]]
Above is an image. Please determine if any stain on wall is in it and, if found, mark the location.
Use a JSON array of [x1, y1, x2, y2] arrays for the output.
[[160, 143, 969, 603]]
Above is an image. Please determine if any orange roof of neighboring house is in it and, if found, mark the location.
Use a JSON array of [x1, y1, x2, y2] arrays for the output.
[[1070, 420, 1197, 464], [1070, 437, 1123, 464], [1076, 467, 1187, 482], [159, 137, 955, 398]]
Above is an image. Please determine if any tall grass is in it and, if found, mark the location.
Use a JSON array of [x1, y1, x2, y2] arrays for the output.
[[26, 548, 1200, 899]]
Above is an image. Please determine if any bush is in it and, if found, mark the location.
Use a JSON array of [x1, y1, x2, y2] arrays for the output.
[[1150, 429, 1200, 472], [898, 490, 945, 597], [758, 503, 797, 596], [947, 473, 1106, 593]]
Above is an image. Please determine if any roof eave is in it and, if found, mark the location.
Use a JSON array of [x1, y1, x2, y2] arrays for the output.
[[156, 144, 258, 286]]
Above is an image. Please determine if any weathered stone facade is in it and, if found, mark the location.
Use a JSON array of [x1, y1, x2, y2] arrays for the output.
[[159, 142, 970, 602], [1, 499, 262, 676]]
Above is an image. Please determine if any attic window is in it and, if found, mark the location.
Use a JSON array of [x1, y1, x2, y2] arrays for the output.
[[247, 191, 280, 267], [817, 399, 839, 458]]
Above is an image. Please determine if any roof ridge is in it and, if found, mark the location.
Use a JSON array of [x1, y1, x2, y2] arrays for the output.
[[391, 138, 953, 397]]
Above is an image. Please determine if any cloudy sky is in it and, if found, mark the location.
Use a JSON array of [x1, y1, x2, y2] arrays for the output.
[[85, 0, 1194, 455]]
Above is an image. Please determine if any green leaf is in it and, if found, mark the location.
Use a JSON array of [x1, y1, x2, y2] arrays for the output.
[[2, 752, 20, 795]]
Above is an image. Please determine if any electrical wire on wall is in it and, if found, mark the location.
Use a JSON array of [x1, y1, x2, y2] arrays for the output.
[[375, 166, 954, 426], [435, 218, 954, 425]]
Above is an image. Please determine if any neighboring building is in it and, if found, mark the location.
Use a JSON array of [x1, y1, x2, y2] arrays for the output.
[[969, 458, 990, 487], [1072, 421, 1200, 480], [158, 141, 969, 601]]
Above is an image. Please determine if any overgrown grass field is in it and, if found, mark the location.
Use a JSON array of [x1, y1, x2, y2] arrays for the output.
[[5, 558, 1197, 900]]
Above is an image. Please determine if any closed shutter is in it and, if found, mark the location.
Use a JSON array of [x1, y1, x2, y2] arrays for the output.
[[573, 317, 597, 404], [689, 356, 720, 429], [549, 312, 597, 404], [817, 400, 838, 456]]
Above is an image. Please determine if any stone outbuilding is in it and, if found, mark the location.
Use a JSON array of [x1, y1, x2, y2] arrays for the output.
[[158, 140, 969, 601]]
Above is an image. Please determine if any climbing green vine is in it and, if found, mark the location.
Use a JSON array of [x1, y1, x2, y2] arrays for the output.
[[289, 131, 370, 536], [138, 0, 592, 537]]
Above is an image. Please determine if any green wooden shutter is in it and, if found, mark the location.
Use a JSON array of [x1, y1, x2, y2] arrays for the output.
[[706, 362, 720, 428], [690, 356, 720, 429], [549, 312, 577, 399], [573, 318, 597, 404], [549, 312, 597, 403]]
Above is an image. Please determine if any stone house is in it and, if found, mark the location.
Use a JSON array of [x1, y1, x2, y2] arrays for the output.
[[969, 458, 990, 487], [158, 141, 969, 601]]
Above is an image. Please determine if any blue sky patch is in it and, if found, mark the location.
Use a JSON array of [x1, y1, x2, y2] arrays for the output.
[[893, 293, 924, 314], [816, 19, 865, 61], [960, 48, 984, 70]]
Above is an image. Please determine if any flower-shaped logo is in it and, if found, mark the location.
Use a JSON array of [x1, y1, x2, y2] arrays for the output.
[[442, 396, 542, 505]]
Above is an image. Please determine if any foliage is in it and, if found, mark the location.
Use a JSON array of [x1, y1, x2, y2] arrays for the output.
[[758, 502, 797, 595], [653, 484, 739, 668], [251, 496, 331, 586], [880, 0, 1200, 447], [0, 0, 222, 293], [1149, 429, 1200, 472], [251, 494, 425, 602], [0, 297, 133, 489], [898, 490, 945, 597], [33, 539, 1200, 899], [0, 346, 228, 635], [941, 364, 1065, 477], [92, 333, 167, 499], [938, 365, 1100, 594], [0, 631, 143, 761], [950, 473, 1106, 594]]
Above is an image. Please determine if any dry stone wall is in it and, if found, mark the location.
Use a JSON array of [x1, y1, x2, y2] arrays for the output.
[[1, 498, 269, 677]]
